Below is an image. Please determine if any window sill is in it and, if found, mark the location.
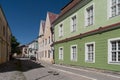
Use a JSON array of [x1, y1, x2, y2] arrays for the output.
[[59, 36, 63, 38], [109, 14, 120, 19], [71, 30, 76, 33], [85, 24, 93, 27], [71, 60, 77, 62], [85, 60, 95, 63], [108, 62, 120, 65]]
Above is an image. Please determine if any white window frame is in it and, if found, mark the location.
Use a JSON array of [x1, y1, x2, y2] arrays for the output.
[[59, 47, 64, 60], [108, 38, 120, 65], [71, 45, 77, 61], [84, 3, 95, 27], [108, 0, 120, 18], [58, 23, 63, 37], [85, 42, 95, 63], [70, 13, 77, 32]]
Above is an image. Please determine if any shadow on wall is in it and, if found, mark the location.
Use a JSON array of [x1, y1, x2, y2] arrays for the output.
[[0, 58, 44, 73]]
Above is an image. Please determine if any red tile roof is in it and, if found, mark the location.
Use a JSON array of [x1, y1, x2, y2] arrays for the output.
[[48, 12, 59, 24], [52, 0, 81, 24], [60, 0, 80, 16]]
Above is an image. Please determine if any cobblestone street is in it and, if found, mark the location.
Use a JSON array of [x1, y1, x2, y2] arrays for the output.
[[0, 58, 90, 80], [0, 58, 120, 80]]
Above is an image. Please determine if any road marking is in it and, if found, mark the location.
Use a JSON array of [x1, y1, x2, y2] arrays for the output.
[[54, 64, 120, 79], [50, 67, 97, 80]]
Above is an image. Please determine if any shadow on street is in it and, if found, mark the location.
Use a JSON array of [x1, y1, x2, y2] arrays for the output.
[[0, 58, 44, 73], [20, 59, 44, 72]]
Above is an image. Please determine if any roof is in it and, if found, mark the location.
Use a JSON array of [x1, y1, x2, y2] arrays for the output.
[[52, 0, 81, 24], [60, 0, 80, 16], [47, 12, 59, 24]]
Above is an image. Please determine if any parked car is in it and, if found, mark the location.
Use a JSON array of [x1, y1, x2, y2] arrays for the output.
[[30, 56, 36, 61]]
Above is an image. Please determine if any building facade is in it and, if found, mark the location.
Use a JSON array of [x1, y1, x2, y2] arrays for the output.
[[0, 6, 11, 64], [38, 20, 45, 60], [53, 0, 120, 71], [20, 45, 28, 57], [27, 40, 38, 59], [38, 12, 58, 63]]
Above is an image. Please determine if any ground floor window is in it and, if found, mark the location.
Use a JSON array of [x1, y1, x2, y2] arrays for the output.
[[85, 42, 95, 63], [45, 51, 47, 58], [108, 38, 120, 64], [59, 47, 63, 60], [71, 45, 77, 61], [48, 50, 51, 58]]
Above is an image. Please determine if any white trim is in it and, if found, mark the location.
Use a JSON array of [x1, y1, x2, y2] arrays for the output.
[[107, 0, 111, 19], [84, 3, 95, 27], [108, 37, 120, 65], [70, 45, 77, 61], [85, 42, 95, 63], [70, 13, 77, 32], [59, 47, 64, 60]]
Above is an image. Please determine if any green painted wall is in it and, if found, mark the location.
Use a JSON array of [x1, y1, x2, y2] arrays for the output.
[[54, 0, 120, 42], [54, 0, 120, 71], [55, 28, 120, 71]]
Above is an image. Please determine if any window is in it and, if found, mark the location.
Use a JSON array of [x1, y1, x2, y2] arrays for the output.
[[59, 24, 63, 37], [71, 45, 77, 61], [71, 15, 77, 32], [109, 0, 120, 17], [59, 47, 63, 60], [48, 50, 51, 58], [85, 5, 94, 26], [45, 50, 47, 58], [85, 42, 95, 63], [45, 39, 47, 45], [48, 36, 50, 44], [108, 38, 120, 64], [3, 26, 5, 36], [42, 40, 44, 46]]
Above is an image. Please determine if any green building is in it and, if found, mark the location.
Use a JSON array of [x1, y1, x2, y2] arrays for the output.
[[52, 0, 120, 71]]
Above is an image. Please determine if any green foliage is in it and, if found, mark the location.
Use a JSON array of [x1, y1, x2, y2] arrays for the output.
[[11, 35, 21, 55]]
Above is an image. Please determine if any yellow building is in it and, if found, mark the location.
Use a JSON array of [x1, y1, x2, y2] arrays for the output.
[[0, 6, 11, 64], [38, 12, 58, 63]]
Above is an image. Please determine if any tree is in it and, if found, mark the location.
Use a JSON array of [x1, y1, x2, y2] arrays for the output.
[[11, 35, 21, 55]]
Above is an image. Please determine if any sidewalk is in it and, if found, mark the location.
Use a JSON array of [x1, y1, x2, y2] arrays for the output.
[[37, 61, 120, 80]]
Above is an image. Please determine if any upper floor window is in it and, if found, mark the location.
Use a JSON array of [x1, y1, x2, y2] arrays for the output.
[[59, 24, 63, 37], [71, 15, 77, 32], [108, 38, 120, 64], [45, 39, 47, 45], [109, 0, 120, 17], [85, 5, 94, 26]]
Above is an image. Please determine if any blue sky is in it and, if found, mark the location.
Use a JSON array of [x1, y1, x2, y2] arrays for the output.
[[0, 0, 71, 44]]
